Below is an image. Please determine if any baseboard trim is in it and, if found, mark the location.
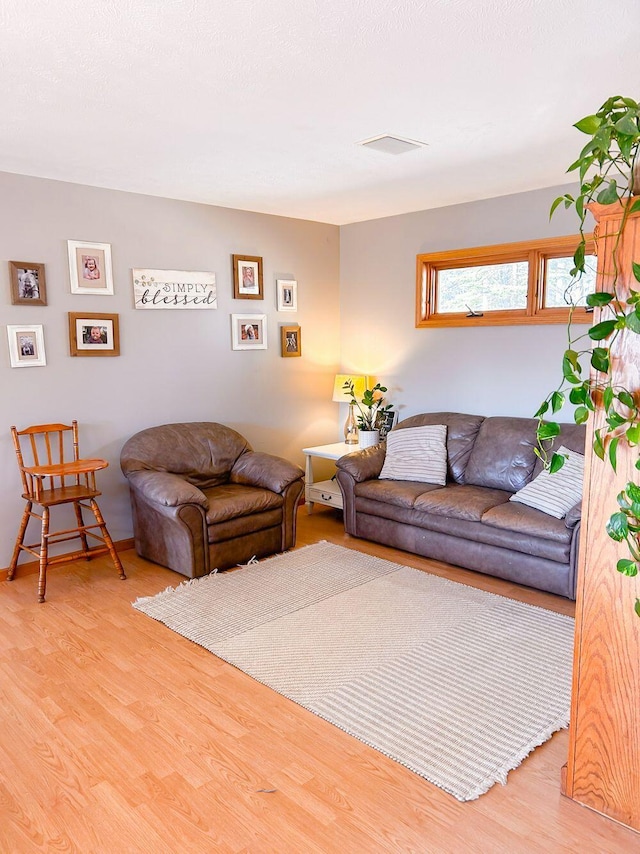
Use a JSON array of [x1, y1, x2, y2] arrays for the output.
[[0, 538, 135, 582]]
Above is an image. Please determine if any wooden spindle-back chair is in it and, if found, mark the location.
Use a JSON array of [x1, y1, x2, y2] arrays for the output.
[[9, 421, 126, 602]]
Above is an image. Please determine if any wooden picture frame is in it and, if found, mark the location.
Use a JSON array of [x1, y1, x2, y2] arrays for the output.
[[232, 255, 263, 300], [6, 324, 46, 367], [68, 240, 114, 295], [374, 409, 397, 440], [231, 314, 267, 350], [276, 279, 298, 312], [281, 325, 301, 357], [9, 261, 47, 306], [68, 312, 120, 357]]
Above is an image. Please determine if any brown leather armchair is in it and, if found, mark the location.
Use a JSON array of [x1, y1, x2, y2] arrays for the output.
[[120, 422, 304, 577]]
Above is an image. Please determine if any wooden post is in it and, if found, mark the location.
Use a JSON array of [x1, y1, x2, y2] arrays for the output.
[[563, 200, 640, 830]]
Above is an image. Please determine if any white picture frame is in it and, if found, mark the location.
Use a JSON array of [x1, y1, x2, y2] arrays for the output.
[[67, 240, 114, 295], [231, 314, 267, 350], [276, 279, 298, 312], [7, 324, 46, 368]]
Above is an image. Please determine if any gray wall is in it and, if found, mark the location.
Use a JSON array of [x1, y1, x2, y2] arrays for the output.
[[0, 172, 340, 568], [339, 184, 589, 424]]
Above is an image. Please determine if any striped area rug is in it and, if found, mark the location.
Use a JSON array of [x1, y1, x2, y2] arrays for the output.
[[133, 541, 574, 801]]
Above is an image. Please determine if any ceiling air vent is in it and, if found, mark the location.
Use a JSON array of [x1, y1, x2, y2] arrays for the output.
[[357, 134, 427, 155]]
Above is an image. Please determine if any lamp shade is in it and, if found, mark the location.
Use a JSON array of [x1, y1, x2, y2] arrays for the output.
[[332, 374, 375, 403]]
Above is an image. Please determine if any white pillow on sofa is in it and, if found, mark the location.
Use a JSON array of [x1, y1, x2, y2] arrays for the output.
[[509, 445, 584, 518], [379, 424, 447, 485]]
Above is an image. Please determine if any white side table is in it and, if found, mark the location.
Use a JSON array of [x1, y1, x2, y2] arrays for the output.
[[301, 442, 355, 514]]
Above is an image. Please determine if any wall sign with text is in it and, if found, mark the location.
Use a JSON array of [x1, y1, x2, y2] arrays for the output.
[[132, 269, 217, 309]]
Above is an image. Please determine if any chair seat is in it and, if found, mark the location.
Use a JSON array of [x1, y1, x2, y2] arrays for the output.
[[202, 483, 283, 524], [23, 485, 102, 507]]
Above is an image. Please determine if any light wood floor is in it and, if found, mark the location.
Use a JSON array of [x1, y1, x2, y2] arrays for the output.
[[1, 507, 637, 853]]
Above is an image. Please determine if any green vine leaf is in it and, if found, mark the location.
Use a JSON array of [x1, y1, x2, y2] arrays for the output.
[[617, 558, 639, 577], [593, 429, 605, 460], [626, 310, 640, 333], [590, 347, 610, 373], [588, 319, 617, 340], [635, 599, 640, 618], [608, 436, 619, 471], [618, 390, 636, 410], [534, 400, 549, 418], [551, 391, 564, 413], [574, 406, 590, 425], [607, 511, 629, 541], [562, 349, 582, 383], [630, 199, 640, 215], [614, 113, 639, 135], [597, 180, 619, 205], [549, 452, 566, 473], [574, 114, 602, 134], [603, 386, 614, 411], [586, 292, 614, 307], [538, 421, 561, 441], [626, 424, 640, 445]]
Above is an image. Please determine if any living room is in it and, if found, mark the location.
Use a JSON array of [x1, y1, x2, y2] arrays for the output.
[[2, 1, 640, 851]]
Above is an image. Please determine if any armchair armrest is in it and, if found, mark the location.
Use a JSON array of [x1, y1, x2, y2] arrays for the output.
[[125, 470, 209, 508], [335, 445, 386, 483], [230, 451, 304, 494]]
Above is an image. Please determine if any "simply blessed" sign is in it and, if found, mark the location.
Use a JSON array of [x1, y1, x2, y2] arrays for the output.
[[132, 269, 217, 309]]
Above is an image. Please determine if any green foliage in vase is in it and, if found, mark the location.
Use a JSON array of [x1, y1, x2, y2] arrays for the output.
[[536, 96, 640, 615], [342, 380, 393, 430]]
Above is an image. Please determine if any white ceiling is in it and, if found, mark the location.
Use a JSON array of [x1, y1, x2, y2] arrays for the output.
[[2, 0, 639, 225]]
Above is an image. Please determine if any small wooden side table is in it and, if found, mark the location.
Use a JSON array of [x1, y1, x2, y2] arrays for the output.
[[301, 442, 355, 514]]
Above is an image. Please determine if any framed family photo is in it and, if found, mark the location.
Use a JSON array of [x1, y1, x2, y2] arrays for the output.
[[232, 254, 263, 300], [6, 324, 46, 368], [276, 279, 298, 312], [231, 314, 267, 350], [68, 312, 120, 357], [9, 261, 47, 306], [281, 325, 301, 357], [374, 409, 397, 439], [68, 240, 114, 295]]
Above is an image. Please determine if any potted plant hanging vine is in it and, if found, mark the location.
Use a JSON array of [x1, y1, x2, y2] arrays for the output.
[[535, 95, 640, 617]]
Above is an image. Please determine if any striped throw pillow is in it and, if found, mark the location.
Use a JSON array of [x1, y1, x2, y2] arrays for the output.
[[509, 445, 584, 518], [379, 425, 447, 485]]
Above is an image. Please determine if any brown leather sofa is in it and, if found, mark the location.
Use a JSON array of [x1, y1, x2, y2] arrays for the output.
[[336, 412, 585, 598], [120, 422, 304, 578]]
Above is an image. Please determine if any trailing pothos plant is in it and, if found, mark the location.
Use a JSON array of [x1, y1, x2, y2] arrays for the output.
[[535, 95, 640, 618]]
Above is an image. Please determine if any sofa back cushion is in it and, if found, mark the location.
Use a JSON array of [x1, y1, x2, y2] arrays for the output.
[[120, 422, 251, 489], [395, 412, 484, 484], [464, 416, 539, 492]]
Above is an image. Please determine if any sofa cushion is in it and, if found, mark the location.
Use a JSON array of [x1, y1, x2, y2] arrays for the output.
[[464, 416, 538, 492], [413, 484, 511, 521], [353, 496, 572, 563], [394, 412, 484, 483], [202, 483, 283, 524], [379, 424, 447, 484], [482, 501, 574, 543], [355, 479, 443, 509], [509, 446, 584, 518]]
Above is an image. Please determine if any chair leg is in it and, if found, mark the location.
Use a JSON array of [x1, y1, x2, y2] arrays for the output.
[[73, 501, 90, 557], [89, 499, 126, 581], [38, 507, 49, 604], [8, 502, 32, 581]]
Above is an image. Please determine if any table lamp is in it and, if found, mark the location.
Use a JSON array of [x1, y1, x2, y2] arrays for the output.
[[332, 374, 370, 444]]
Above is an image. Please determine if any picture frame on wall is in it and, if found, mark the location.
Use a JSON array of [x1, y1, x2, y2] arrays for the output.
[[67, 240, 114, 295], [231, 314, 267, 350], [281, 324, 301, 357], [68, 312, 120, 357], [232, 254, 263, 300], [6, 324, 46, 367], [9, 261, 47, 306], [276, 279, 297, 312]]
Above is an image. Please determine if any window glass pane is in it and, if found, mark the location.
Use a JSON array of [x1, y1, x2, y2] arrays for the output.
[[436, 261, 528, 313], [545, 255, 597, 307]]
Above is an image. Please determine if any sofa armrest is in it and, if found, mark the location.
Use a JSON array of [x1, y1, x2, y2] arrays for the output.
[[335, 445, 386, 483], [125, 470, 209, 508], [565, 501, 582, 529], [230, 451, 304, 494]]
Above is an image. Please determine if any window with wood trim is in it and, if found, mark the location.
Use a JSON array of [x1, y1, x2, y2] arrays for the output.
[[416, 235, 597, 328]]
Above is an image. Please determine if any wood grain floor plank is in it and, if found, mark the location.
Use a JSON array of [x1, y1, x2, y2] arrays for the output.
[[0, 506, 637, 852]]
